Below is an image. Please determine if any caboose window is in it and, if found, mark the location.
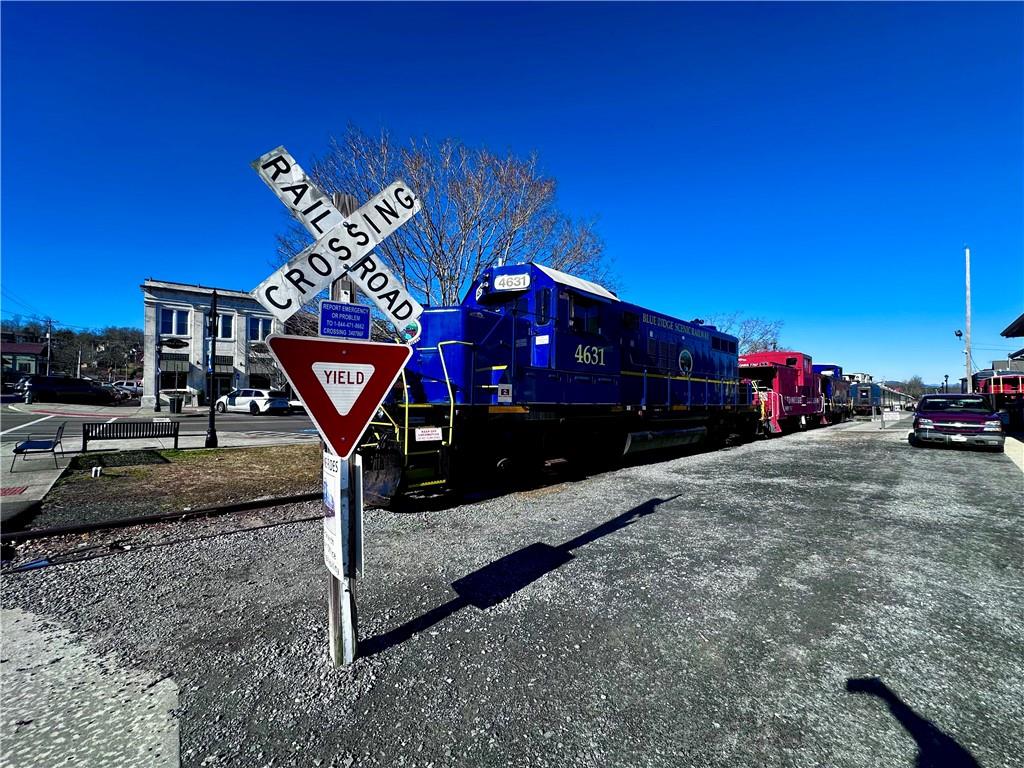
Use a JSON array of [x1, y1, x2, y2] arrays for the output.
[[786, 357, 798, 366]]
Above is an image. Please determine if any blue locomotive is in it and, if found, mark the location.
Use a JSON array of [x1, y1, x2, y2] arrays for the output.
[[362, 263, 759, 500], [850, 381, 914, 415]]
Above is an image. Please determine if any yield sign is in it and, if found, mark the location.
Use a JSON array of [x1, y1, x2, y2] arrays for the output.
[[266, 335, 411, 460]]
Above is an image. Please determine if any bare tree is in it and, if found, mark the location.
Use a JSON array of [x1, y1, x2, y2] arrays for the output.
[[900, 375, 926, 398], [706, 312, 784, 354], [273, 126, 610, 311]]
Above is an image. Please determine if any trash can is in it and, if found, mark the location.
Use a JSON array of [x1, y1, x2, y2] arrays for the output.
[[168, 396, 183, 414]]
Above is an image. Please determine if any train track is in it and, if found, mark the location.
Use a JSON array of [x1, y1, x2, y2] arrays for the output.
[[1, 493, 321, 574]]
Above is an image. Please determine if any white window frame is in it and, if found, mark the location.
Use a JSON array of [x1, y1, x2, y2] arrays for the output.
[[248, 316, 273, 342], [160, 307, 190, 336], [217, 314, 234, 340]]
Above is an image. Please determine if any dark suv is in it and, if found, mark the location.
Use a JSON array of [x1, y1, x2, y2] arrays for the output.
[[15, 375, 116, 405], [909, 394, 1004, 452]]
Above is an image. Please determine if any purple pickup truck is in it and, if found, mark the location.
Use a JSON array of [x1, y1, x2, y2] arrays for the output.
[[909, 393, 1005, 452]]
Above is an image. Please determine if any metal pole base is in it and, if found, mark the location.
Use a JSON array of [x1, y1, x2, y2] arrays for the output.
[[329, 574, 358, 665]]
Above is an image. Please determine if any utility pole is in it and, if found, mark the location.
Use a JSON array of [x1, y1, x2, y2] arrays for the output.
[[77, 347, 82, 378], [964, 246, 973, 393], [205, 290, 219, 448], [45, 319, 52, 376], [329, 192, 360, 665]]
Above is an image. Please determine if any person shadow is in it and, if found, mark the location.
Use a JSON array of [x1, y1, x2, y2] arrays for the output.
[[846, 677, 981, 768], [359, 495, 678, 658]]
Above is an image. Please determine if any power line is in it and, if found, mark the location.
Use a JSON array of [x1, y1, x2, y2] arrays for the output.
[[0, 288, 47, 317]]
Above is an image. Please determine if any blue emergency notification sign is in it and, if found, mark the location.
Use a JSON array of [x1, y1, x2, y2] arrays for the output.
[[319, 301, 371, 340]]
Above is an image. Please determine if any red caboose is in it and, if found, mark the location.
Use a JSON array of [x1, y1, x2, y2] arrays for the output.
[[739, 351, 823, 434]]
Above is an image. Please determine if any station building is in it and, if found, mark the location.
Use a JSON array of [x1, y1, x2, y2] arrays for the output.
[[141, 280, 285, 407]]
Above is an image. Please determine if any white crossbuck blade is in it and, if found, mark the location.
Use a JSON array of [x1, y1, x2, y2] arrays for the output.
[[250, 146, 424, 340]]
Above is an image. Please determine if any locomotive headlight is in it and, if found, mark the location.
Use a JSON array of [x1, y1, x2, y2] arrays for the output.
[[983, 420, 1002, 432]]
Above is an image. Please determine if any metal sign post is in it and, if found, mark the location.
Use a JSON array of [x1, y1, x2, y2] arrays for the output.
[[329, 193, 361, 667], [252, 148, 420, 668], [323, 451, 363, 664]]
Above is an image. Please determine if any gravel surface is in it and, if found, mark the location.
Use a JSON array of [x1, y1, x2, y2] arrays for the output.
[[2, 420, 1021, 768]]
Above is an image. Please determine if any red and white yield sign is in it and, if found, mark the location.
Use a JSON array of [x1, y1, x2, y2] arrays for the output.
[[267, 335, 411, 460]]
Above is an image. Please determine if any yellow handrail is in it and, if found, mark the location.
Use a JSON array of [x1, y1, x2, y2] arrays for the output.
[[401, 368, 409, 459], [437, 340, 473, 447]]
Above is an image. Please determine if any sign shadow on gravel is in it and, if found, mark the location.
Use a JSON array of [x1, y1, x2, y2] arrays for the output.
[[360, 495, 678, 658], [846, 677, 980, 767]]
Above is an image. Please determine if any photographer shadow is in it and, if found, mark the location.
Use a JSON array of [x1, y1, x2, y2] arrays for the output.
[[360, 495, 677, 658], [846, 677, 980, 768]]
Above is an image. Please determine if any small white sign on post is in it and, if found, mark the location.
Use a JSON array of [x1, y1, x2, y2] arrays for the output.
[[322, 452, 344, 579], [322, 451, 363, 580]]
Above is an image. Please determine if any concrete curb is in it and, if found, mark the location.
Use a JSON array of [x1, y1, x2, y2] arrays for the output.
[[1004, 436, 1024, 474], [6, 403, 208, 418]]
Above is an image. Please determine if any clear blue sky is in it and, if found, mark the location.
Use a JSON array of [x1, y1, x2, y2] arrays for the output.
[[2, 2, 1021, 383]]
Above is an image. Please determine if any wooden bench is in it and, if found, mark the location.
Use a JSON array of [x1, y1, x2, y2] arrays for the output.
[[82, 420, 180, 452], [11, 422, 66, 471]]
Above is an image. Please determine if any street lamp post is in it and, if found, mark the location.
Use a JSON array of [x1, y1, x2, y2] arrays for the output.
[[205, 290, 219, 448]]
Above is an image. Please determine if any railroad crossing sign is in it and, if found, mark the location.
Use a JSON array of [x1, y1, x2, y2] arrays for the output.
[[250, 147, 424, 341], [266, 335, 411, 460]]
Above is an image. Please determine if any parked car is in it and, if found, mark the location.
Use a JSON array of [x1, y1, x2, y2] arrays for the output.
[[112, 380, 144, 397], [909, 393, 1004, 452], [215, 388, 290, 415], [16, 375, 116, 405], [100, 383, 130, 403]]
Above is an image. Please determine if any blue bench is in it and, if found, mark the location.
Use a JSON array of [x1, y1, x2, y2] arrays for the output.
[[11, 422, 66, 471]]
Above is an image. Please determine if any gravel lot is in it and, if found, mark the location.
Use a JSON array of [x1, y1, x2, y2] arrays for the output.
[[2, 420, 1021, 768]]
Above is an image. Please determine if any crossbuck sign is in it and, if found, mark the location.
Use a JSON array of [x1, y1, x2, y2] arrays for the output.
[[250, 147, 424, 341]]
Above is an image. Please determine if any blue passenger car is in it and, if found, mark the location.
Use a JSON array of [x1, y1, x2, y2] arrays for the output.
[[361, 263, 758, 497]]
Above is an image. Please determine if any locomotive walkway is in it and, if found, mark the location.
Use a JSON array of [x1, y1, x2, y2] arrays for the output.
[[2, 418, 1021, 768]]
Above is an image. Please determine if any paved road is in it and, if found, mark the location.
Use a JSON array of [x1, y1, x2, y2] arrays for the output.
[[2, 419, 1020, 768], [0, 404, 317, 443]]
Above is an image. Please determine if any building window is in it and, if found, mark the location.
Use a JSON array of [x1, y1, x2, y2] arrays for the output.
[[248, 317, 272, 341], [160, 308, 189, 336], [218, 315, 233, 339]]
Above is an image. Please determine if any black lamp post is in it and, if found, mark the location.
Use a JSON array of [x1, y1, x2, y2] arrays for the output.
[[205, 290, 219, 448]]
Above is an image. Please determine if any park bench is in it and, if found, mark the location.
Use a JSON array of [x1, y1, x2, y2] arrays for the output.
[[82, 420, 180, 452], [11, 421, 66, 471]]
